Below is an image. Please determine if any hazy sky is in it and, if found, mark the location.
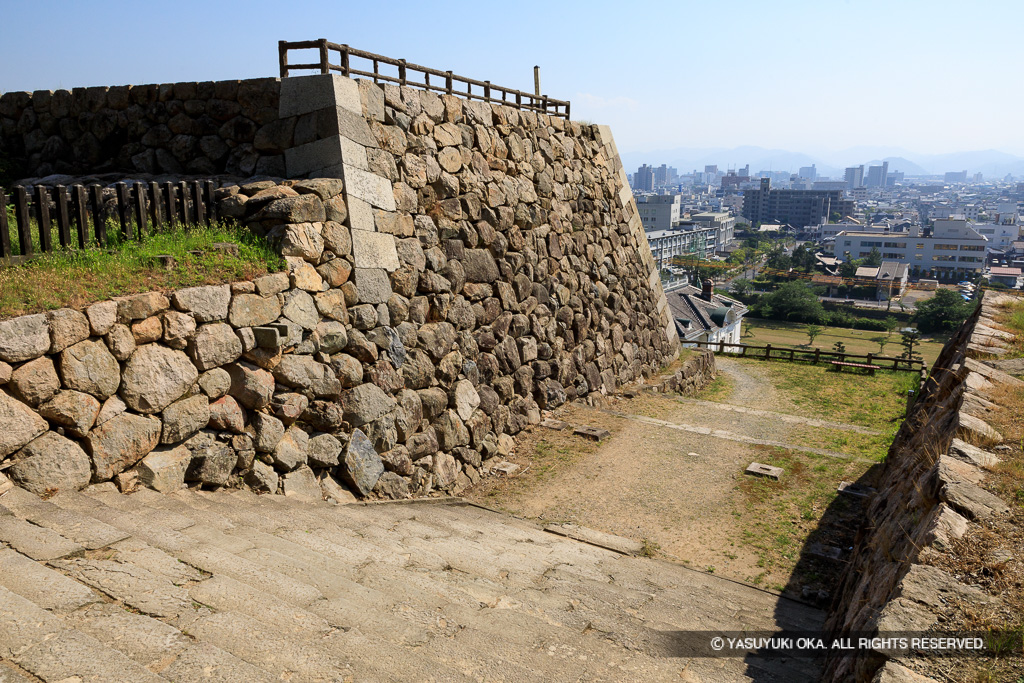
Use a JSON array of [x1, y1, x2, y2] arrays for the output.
[[2, 0, 1021, 157]]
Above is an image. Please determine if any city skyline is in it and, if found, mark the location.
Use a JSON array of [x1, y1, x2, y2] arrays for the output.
[[1, 0, 1022, 157]]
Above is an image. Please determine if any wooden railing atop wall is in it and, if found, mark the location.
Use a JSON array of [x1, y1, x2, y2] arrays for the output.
[[278, 39, 571, 120], [688, 339, 925, 373], [0, 180, 217, 267]]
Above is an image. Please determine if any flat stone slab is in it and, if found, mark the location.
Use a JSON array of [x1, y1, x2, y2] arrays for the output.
[[0, 549, 99, 613], [745, 462, 783, 480], [543, 523, 644, 556], [807, 543, 844, 561], [574, 425, 611, 441], [837, 481, 876, 499], [64, 602, 191, 669], [12, 628, 165, 683], [489, 461, 520, 476], [23, 507, 130, 550], [50, 557, 196, 620], [0, 516, 83, 560], [539, 419, 569, 431], [160, 642, 279, 683]]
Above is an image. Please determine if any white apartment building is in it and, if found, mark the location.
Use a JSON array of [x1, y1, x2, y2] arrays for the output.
[[647, 227, 719, 271], [836, 219, 987, 280], [636, 194, 681, 232]]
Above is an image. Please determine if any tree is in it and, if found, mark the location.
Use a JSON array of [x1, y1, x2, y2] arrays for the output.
[[839, 259, 860, 279], [833, 341, 847, 354], [900, 329, 922, 361], [873, 335, 890, 354], [863, 247, 883, 267], [753, 281, 825, 323], [913, 289, 975, 332], [883, 315, 899, 336], [805, 324, 824, 346], [731, 278, 753, 296]]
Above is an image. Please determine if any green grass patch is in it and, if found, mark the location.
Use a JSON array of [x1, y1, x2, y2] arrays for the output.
[[0, 220, 283, 318]]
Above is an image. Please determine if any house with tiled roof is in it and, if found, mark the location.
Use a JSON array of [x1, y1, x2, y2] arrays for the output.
[[666, 279, 748, 350]]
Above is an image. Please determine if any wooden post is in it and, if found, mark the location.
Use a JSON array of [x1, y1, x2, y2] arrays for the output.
[[178, 181, 189, 224], [133, 182, 147, 240], [204, 180, 216, 224], [719, 339, 725, 353], [149, 182, 163, 229], [89, 184, 104, 246], [740, 345, 747, 357], [398, 59, 407, 86], [0, 189, 11, 260], [445, 71, 453, 94], [34, 185, 52, 254], [484, 80, 491, 103], [14, 186, 32, 256], [765, 343, 771, 361], [72, 185, 88, 249], [115, 182, 130, 240], [318, 38, 329, 75], [192, 181, 205, 226], [164, 182, 177, 228], [278, 40, 288, 78], [789, 349, 795, 361], [54, 185, 71, 248], [534, 66, 541, 97], [340, 44, 350, 77], [866, 353, 873, 367], [814, 348, 820, 364]]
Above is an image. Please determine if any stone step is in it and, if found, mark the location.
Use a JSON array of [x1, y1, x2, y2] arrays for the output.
[[18, 506, 131, 550], [175, 543, 324, 607], [48, 493, 195, 553], [104, 537, 206, 585], [50, 556, 204, 623], [0, 661, 36, 682], [0, 549, 99, 613], [188, 574, 332, 639], [131, 487, 237, 530], [79, 488, 199, 531], [158, 642, 280, 683], [0, 585, 65, 659], [182, 524, 255, 554], [62, 601, 191, 670], [0, 515, 83, 561], [11, 627, 166, 682]]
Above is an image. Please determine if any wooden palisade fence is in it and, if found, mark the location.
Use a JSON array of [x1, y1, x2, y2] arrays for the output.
[[688, 339, 925, 373], [278, 39, 571, 120], [0, 179, 217, 266]]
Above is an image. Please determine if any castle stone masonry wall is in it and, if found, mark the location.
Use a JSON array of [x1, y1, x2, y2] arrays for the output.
[[0, 74, 679, 506]]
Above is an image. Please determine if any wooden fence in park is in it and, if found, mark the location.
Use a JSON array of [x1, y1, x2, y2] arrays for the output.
[[0, 179, 218, 267], [687, 339, 925, 373]]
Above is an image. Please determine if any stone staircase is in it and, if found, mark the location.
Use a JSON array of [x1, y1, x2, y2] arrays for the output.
[[0, 485, 824, 682]]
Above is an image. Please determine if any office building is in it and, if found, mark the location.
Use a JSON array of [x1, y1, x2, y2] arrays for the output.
[[836, 219, 987, 279], [690, 212, 736, 248], [798, 165, 817, 180], [845, 165, 865, 189], [636, 194, 681, 232], [866, 162, 889, 188], [742, 178, 854, 228], [634, 165, 655, 191], [944, 171, 968, 183]]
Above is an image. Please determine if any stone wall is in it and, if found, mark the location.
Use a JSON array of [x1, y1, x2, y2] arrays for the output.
[[822, 291, 1022, 682], [0, 74, 679, 504], [0, 78, 282, 178]]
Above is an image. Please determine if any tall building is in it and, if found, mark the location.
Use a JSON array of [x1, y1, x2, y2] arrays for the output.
[[866, 162, 889, 188], [634, 164, 655, 191], [944, 170, 968, 183], [845, 165, 864, 189], [704, 165, 718, 175], [798, 164, 817, 180], [742, 178, 854, 227], [836, 219, 987, 280], [636, 194, 681, 232]]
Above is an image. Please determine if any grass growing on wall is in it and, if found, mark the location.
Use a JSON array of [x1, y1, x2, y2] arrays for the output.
[[0, 220, 284, 318]]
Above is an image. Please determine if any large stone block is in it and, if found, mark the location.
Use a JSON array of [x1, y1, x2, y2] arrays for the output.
[[172, 285, 231, 323], [138, 445, 191, 492], [351, 230, 399, 271], [279, 74, 362, 117], [9, 356, 60, 406], [47, 308, 90, 353], [120, 345, 199, 414], [284, 137, 344, 178], [190, 323, 243, 372], [160, 395, 211, 445], [8, 432, 92, 494], [352, 268, 394, 304], [341, 428, 383, 497], [342, 165, 396, 211], [0, 314, 50, 363], [0, 391, 49, 458], [38, 390, 101, 438], [87, 412, 162, 480]]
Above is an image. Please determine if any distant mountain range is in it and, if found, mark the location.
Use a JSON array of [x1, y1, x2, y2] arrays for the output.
[[619, 146, 1024, 180]]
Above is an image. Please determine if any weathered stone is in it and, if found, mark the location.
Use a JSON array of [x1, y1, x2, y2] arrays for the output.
[[118, 292, 169, 321], [277, 222, 324, 262], [315, 321, 348, 354], [160, 395, 210, 444], [316, 259, 352, 288], [6, 432, 89, 495], [161, 311, 196, 349], [225, 362, 275, 409], [331, 353, 364, 387], [0, 314, 50, 362], [270, 392, 308, 425], [321, 220, 351, 255], [287, 257, 326, 292], [352, 268, 393, 304], [106, 324, 136, 361], [251, 411, 285, 452], [47, 308, 90, 353], [10, 356, 60, 406], [190, 323, 243, 371], [228, 293, 282, 328], [172, 285, 231, 323], [95, 395, 127, 427], [86, 301, 117, 336], [208, 396, 246, 433], [272, 355, 341, 398], [374, 471, 410, 499], [432, 452, 459, 489], [272, 425, 309, 471], [307, 433, 343, 468], [198, 368, 232, 399], [245, 459, 279, 492], [58, 342, 119, 401], [254, 272, 290, 296], [0, 360, 10, 384], [342, 383, 397, 426], [314, 289, 347, 322], [341, 428, 384, 496], [367, 326, 407, 368], [138, 445, 192, 492], [282, 465, 322, 501], [418, 322, 457, 361], [38, 390, 101, 438], [252, 195, 326, 224], [87, 412, 162, 480], [186, 441, 235, 486], [282, 290, 319, 330], [121, 345, 198, 414], [453, 380, 480, 421], [131, 316, 163, 344]]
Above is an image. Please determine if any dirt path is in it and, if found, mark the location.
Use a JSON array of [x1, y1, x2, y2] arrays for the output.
[[467, 357, 882, 595]]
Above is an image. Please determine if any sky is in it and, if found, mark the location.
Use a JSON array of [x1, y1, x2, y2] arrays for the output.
[[2, 0, 1022, 159]]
